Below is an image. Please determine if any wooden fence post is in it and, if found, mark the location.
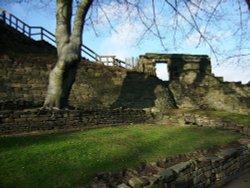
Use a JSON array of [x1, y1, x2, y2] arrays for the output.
[[2, 10, 6, 24], [15, 19, 18, 30], [22, 24, 25, 34], [41, 28, 43, 40], [9, 14, 12, 26], [29, 27, 31, 38]]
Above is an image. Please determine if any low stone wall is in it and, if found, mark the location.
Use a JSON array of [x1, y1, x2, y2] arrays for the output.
[[86, 141, 250, 188], [183, 113, 250, 136], [159, 111, 250, 136], [0, 108, 152, 135]]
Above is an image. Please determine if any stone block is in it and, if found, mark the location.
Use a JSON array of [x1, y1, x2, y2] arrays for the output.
[[143, 175, 160, 188], [215, 172, 226, 180], [171, 175, 193, 188], [160, 169, 176, 182], [193, 174, 203, 185], [192, 169, 203, 177], [170, 160, 195, 174], [128, 177, 149, 188], [117, 183, 131, 188], [204, 171, 212, 178], [217, 148, 240, 160]]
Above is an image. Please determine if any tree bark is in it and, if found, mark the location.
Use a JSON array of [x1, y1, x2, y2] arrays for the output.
[[43, 42, 79, 109], [43, 0, 93, 109]]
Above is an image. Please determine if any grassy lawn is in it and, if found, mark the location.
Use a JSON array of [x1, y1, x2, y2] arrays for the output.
[[0, 124, 240, 188]]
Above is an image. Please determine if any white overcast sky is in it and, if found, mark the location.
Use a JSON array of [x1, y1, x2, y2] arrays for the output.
[[0, 1, 250, 83]]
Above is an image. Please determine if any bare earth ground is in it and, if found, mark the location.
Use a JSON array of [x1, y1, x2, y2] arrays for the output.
[[221, 169, 250, 188]]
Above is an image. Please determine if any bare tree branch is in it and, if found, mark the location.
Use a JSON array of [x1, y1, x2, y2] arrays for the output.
[[151, 0, 167, 50]]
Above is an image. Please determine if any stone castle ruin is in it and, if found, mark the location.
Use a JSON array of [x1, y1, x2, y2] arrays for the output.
[[1, 50, 249, 114], [1, 8, 250, 188], [0, 9, 250, 134], [137, 53, 250, 115]]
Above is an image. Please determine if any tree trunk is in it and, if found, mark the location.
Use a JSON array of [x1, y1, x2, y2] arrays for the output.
[[43, 0, 93, 109], [43, 42, 80, 109], [43, 62, 78, 109]]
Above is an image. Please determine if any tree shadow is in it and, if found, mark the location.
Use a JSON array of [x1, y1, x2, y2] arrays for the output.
[[168, 55, 211, 83], [111, 72, 160, 109]]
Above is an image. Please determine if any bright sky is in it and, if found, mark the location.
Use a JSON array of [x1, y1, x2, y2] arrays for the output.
[[1, 1, 250, 83]]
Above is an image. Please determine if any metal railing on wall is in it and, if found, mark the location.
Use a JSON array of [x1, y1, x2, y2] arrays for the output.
[[0, 7, 132, 69]]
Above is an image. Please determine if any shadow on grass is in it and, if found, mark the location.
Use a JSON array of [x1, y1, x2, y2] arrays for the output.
[[0, 130, 81, 150], [0, 126, 240, 188]]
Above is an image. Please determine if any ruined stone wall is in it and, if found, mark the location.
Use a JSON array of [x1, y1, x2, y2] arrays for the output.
[[1, 22, 249, 116], [1, 53, 249, 115], [166, 56, 250, 115], [0, 108, 151, 135], [169, 74, 250, 115], [87, 141, 250, 188], [137, 53, 211, 81], [137, 53, 250, 115], [183, 113, 250, 136], [161, 111, 250, 136], [0, 55, 176, 112]]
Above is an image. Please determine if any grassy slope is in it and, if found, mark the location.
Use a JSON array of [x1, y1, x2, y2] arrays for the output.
[[0, 124, 240, 188]]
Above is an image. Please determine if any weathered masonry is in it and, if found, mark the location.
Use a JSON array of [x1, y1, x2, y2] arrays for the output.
[[138, 53, 212, 82], [87, 143, 250, 188], [136, 53, 250, 115]]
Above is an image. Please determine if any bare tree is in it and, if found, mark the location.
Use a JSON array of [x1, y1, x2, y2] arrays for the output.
[[89, 0, 249, 63]]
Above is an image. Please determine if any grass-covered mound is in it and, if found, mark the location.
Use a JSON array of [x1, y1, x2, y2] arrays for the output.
[[0, 124, 240, 188]]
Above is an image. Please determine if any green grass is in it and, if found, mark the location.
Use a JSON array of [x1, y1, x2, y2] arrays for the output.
[[168, 109, 250, 126], [0, 124, 240, 188], [191, 110, 250, 126]]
